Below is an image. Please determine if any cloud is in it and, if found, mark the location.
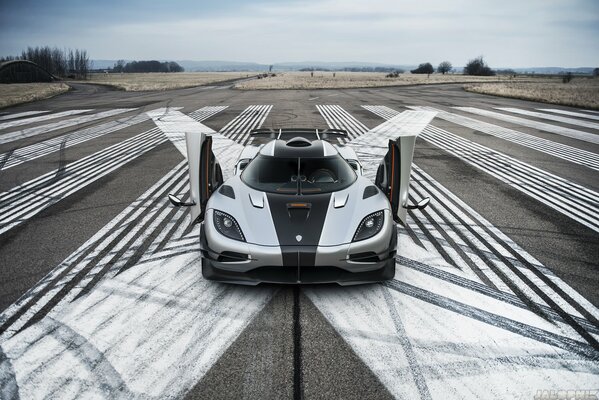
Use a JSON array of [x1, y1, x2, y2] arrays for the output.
[[1, 0, 597, 66]]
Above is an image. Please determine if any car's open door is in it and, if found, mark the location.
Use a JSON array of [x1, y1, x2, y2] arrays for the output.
[[182, 132, 223, 223], [349, 110, 436, 225], [375, 136, 418, 225]]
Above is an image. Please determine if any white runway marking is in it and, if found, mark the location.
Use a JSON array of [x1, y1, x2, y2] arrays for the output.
[[365, 105, 599, 233], [148, 106, 243, 180], [0, 111, 49, 121], [405, 105, 599, 171], [0, 109, 168, 171], [1, 104, 598, 399], [316, 105, 368, 139], [580, 109, 599, 115], [0, 109, 136, 145], [320, 105, 599, 321], [0, 149, 274, 399], [496, 107, 599, 130], [219, 105, 272, 145], [0, 126, 167, 236], [539, 108, 599, 121], [454, 107, 599, 145], [309, 108, 599, 396], [0, 109, 90, 130]]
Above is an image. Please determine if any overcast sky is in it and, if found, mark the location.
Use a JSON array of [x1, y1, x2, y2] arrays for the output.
[[1, 0, 598, 67]]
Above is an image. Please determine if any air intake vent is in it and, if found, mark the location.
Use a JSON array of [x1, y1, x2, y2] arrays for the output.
[[286, 137, 312, 147]]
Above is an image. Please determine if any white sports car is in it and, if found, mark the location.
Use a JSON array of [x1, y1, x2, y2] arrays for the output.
[[168, 111, 435, 284]]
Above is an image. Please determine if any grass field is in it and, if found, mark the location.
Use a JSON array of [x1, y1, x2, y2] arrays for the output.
[[85, 72, 254, 91], [233, 71, 515, 90], [463, 77, 599, 109], [0, 83, 70, 109]]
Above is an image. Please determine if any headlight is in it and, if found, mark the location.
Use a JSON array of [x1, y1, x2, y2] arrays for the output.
[[213, 210, 245, 242], [353, 210, 384, 242]]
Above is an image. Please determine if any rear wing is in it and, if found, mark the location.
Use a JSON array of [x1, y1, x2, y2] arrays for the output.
[[250, 128, 348, 142]]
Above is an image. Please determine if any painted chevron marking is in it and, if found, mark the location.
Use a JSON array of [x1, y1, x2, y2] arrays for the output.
[[0, 109, 90, 130], [303, 157, 599, 399], [496, 107, 599, 130], [365, 105, 599, 233], [454, 106, 599, 145], [324, 106, 599, 340], [539, 108, 599, 121], [0, 108, 137, 145], [0, 149, 275, 399], [405, 105, 599, 171], [147, 106, 243, 181], [0, 126, 167, 236], [0, 109, 170, 171], [0, 111, 49, 121]]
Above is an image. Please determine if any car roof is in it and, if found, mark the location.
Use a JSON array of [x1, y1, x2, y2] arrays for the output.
[[260, 138, 338, 158]]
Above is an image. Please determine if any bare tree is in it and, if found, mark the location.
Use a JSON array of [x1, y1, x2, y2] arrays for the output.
[[437, 61, 452, 74]]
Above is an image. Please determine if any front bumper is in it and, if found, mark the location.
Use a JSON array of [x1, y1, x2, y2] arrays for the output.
[[199, 223, 397, 285]]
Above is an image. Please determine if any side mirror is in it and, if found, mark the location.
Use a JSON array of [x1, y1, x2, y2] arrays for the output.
[[168, 194, 195, 207], [404, 197, 430, 210]]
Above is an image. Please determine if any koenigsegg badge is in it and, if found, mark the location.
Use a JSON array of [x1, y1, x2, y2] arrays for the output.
[[296, 235, 302, 242]]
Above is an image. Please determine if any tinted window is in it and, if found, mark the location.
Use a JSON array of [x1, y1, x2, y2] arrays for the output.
[[241, 155, 356, 194]]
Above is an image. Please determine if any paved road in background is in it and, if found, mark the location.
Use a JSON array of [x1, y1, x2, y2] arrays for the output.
[[0, 80, 597, 399]]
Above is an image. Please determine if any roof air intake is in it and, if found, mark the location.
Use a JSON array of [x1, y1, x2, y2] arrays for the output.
[[286, 137, 312, 147]]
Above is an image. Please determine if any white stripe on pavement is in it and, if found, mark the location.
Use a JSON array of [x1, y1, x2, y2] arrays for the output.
[[219, 105, 272, 145], [539, 109, 599, 122], [0, 109, 136, 145], [454, 107, 599, 145], [366, 105, 599, 233], [405, 105, 599, 171], [0, 109, 169, 171], [497, 107, 599, 130], [0, 128, 166, 235], [0, 109, 91, 130], [0, 111, 49, 122]]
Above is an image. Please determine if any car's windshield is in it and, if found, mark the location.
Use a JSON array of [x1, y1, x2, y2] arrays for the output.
[[241, 155, 357, 194]]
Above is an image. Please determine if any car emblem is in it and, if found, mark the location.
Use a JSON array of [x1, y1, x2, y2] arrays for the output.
[[296, 235, 302, 242]]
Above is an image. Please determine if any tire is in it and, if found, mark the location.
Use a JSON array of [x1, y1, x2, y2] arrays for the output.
[[381, 258, 396, 280], [201, 257, 217, 280]]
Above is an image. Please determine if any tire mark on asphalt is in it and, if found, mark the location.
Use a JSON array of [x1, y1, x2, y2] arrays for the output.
[[381, 285, 432, 400], [396, 256, 599, 335], [0, 344, 20, 400], [293, 286, 303, 400], [0, 162, 187, 337], [413, 170, 599, 348], [383, 280, 599, 361]]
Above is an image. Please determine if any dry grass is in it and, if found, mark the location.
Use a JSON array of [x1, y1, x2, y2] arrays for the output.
[[0, 83, 70, 109], [464, 77, 599, 110], [234, 71, 516, 90], [86, 72, 254, 91]]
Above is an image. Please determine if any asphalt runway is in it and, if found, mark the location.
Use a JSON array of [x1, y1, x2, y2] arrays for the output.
[[0, 79, 597, 399]]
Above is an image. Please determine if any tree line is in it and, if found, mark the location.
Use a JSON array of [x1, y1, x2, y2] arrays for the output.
[[111, 60, 184, 73], [409, 56, 494, 76], [0, 46, 91, 79]]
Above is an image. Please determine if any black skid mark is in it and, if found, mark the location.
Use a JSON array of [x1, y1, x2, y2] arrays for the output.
[[384, 280, 599, 361]]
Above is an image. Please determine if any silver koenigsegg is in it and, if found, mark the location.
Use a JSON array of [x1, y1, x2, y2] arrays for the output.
[[169, 112, 435, 285]]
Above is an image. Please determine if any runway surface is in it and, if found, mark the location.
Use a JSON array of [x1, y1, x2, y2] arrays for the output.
[[0, 80, 597, 399]]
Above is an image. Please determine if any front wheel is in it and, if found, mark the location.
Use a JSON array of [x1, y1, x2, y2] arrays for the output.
[[201, 257, 217, 280], [380, 258, 396, 280]]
